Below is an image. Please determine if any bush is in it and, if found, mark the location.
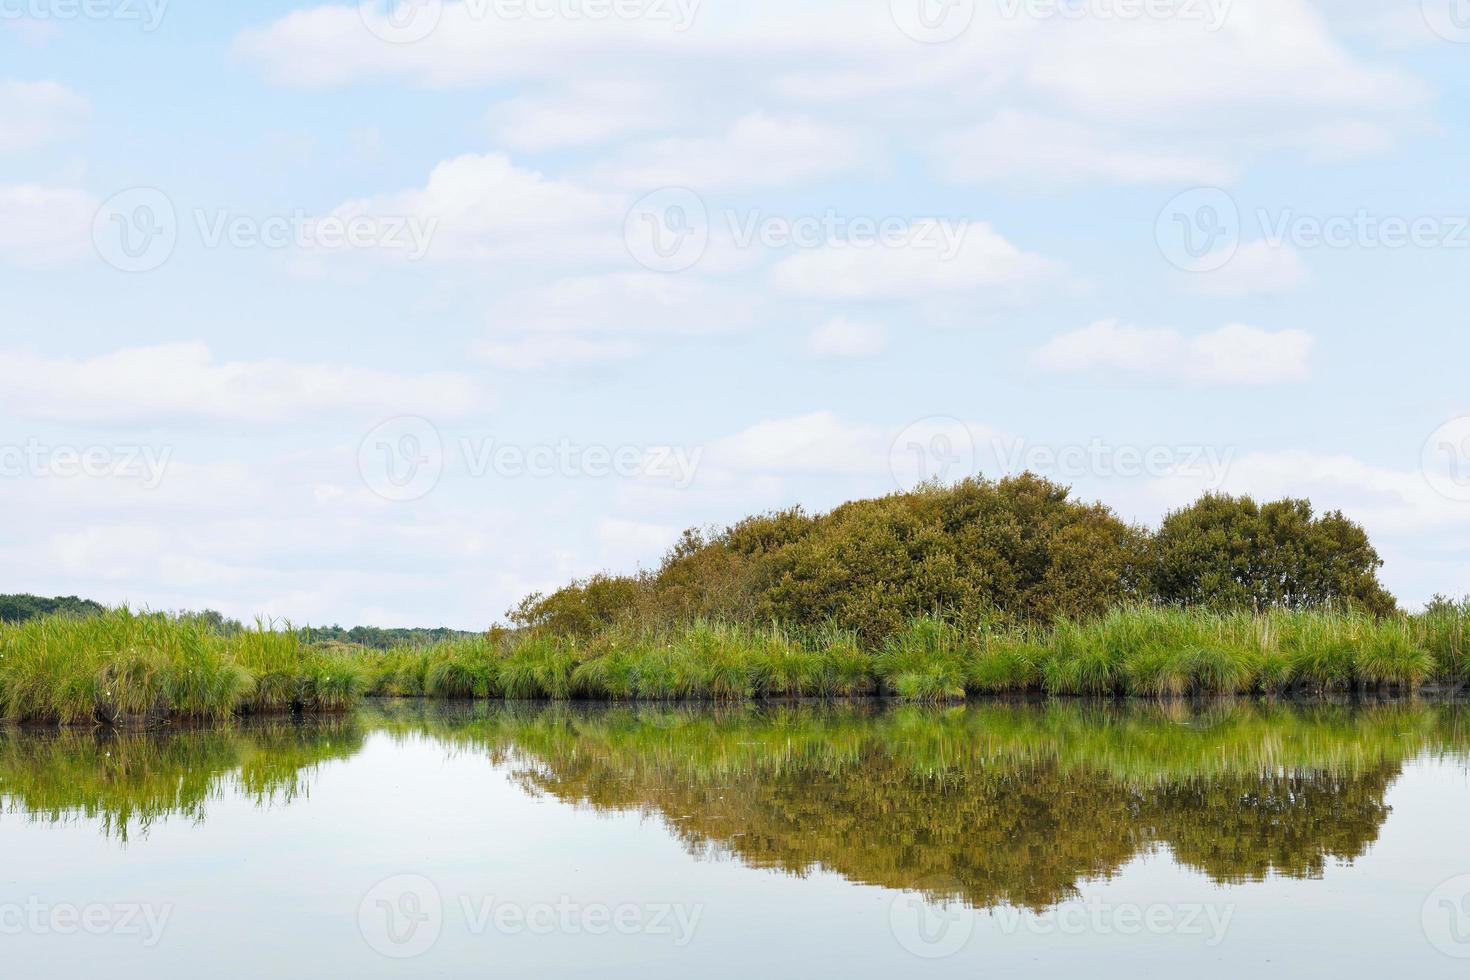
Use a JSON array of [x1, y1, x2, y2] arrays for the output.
[[1149, 494, 1395, 615]]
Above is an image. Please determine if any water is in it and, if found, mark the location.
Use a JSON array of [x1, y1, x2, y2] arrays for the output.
[[3, 700, 1469, 977]]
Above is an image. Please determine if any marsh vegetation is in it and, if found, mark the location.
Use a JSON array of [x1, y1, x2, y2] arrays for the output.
[[4, 482, 1466, 724]]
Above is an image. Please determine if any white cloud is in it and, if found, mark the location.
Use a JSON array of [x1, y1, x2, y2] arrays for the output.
[[0, 80, 88, 154], [710, 411, 887, 476], [936, 111, 1235, 186], [1034, 320, 1314, 386], [1149, 449, 1470, 533], [473, 335, 639, 371], [0, 342, 486, 422], [0, 184, 95, 268], [233, 2, 705, 88], [807, 317, 886, 358], [486, 81, 673, 152], [596, 518, 678, 569], [235, 0, 1424, 178], [1192, 240, 1308, 297], [774, 220, 1055, 301], [595, 112, 866, 190], [328, 152, 621, 262], [481, 270, 756, 361]]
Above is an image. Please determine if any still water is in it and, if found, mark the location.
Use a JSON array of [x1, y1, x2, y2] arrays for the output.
[[3, 699, 1469, 977]]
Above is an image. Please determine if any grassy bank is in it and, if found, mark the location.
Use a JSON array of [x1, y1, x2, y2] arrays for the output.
[[3, 604, 1468, 725], [368, 604, 1470, 703], [0, 609, 367, 725]]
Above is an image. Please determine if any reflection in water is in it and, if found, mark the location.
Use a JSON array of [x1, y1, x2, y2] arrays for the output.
[[0, 717, 363, 842], [2, 700, 1467, 908]]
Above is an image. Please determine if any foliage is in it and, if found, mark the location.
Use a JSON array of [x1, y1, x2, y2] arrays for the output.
[[509, 480, 1397, 644], [0, 594, 105, 624], [1149, 494, 1396, 615]]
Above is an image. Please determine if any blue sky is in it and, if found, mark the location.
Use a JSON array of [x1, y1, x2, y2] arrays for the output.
[[2, 0, 1468, 628]]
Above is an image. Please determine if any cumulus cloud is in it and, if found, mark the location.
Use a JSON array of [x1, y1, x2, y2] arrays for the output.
[[327, 152, 622, 263], [710, 411, 889, 476], [1034, 320, 1315, 385], [0, 184, 96, 268], [473, 335, 639, 371], [774, 220, 1055, 301], [936, 111, 1236, 186], [0, 342, 486, 422], [486, 81, 673, 152], [1192, 240, 1309, 297], [0, 80, 88, 154], [234, 0, 1425, 176], [594, 113, 867, 190], [806, 317, 886, 358]]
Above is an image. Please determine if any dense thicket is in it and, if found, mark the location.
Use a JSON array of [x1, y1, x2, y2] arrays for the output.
[[0, 594, 105, 624], [511, 478, 1398, 642]]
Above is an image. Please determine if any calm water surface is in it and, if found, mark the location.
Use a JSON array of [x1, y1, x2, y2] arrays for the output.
[[3, 700, 1470, 977]]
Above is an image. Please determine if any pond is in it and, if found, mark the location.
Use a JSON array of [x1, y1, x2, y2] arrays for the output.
[[3, 699, 1469, 977]]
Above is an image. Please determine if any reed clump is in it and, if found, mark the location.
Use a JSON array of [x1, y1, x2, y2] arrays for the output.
[[4, 602, 1469, 724], [0, 609, 364, 726]]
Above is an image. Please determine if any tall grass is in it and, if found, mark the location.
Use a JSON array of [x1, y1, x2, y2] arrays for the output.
[[3, 602, 1469, 724], [0, 609, 363, 725]]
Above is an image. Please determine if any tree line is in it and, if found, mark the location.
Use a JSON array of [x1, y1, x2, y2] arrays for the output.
[[511, 475, 1400, 643]]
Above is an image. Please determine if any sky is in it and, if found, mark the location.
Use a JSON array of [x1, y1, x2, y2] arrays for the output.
[[1, 0, 1468, 629]]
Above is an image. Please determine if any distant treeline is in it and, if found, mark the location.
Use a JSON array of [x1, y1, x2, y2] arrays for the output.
[[0, 594, 473, 650], [296, 625, 480, 650], [511, 476, 1403, 644], [0, 595, 105, 624]]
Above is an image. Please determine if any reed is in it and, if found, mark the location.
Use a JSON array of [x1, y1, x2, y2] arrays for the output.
[[4, 601, 1470, 724]]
